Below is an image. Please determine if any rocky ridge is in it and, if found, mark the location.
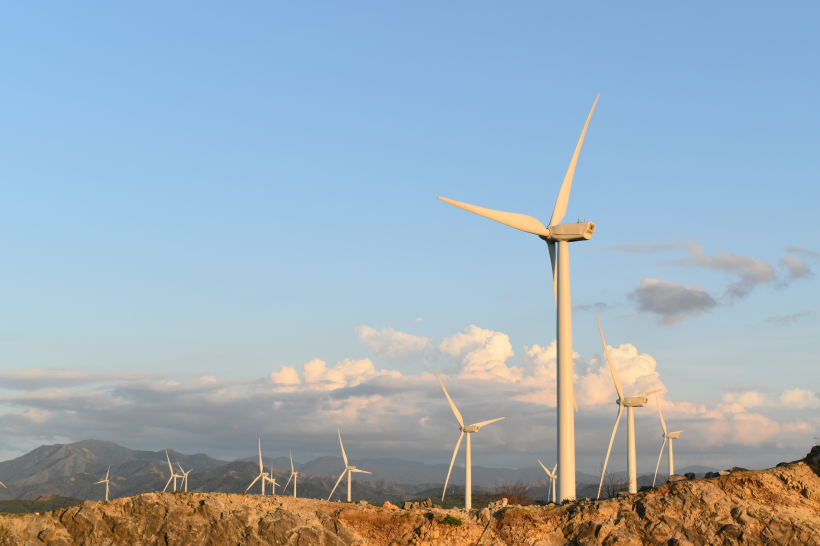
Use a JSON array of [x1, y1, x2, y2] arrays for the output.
[[0, 447, 818, 545]]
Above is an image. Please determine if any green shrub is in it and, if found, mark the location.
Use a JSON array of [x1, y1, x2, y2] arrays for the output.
[[440, 515, 463, 527]]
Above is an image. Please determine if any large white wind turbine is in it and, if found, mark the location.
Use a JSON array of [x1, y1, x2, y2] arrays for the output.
[[537, 460, 558, 504], [595, 312, 660, 497], [438, 94, 599, 501], [95, 466, 111, 501], [246, 439, 270, 495], [436, 370, 504, 510], [653, 392, 684, 487], [163, 449, 183, 492], [327, 430, 371, 502], [283, 451, 298, 498], [176, 463, 192, 492]]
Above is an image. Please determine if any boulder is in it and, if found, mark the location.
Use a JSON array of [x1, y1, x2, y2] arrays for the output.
[[667, 474, 687, 483], [477, 507, 491, 522], [684, 472, 696, 480], [719, 470, 730, 476], [498, 497, 508, 507], [383, 501, 399, 510]]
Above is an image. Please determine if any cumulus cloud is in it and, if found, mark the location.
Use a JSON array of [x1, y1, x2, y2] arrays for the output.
[[599, 242, 685, 254], [355, 326, 431, 363], [779, 256, 812, 283], [785, 246, 820, 261], [780, 388, 820, 409], [439, 325, 521, 381], [270, 357, 400, 392], [683, 242, 776, 300], [628, 278, 717, 325], [763, 311, 812, 325], [721, 388, 820, 410]]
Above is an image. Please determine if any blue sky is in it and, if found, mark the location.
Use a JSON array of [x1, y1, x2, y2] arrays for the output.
[[0, 3, 818, 473]]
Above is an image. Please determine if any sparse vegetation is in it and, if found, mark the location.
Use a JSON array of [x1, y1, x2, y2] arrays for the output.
[[440, 514, 463, 527], [492, 481, 536, 506], [598, 464, 628, 499], [0, 496, 83, 515]]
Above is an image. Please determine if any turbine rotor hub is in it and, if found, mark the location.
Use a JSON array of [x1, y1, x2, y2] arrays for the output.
[[461, 425, 479, 433]]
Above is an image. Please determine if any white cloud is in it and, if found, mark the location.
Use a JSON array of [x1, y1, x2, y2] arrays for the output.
[[355, 326, 431, 363], [683, 242, 776, 300], [779, 256, 812, 282], [780, 388, 820, 409], [270, 357, 401, 392]]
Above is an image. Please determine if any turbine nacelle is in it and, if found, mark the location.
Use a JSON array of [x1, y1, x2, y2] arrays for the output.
[[540, 222, 596, 242], [618, 391, 660, 407], [665, 430, 684, 439]]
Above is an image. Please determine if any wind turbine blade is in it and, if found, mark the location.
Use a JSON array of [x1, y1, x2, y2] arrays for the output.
[[165, 449, 174, 474], [258, 439, 263, 473], [0, 482, 5, 489], [105, 465, 110, 480], [573, 388, 579, 414], [438, 197, 551, 237], [638, 389, 662, 398], [290, 450, 294, 473], [595, 311, 625, 401], [547, 241, 557, 306], [95, 480, 105, 484], [653, 438, 668, 488], [552, 463, 557, 475], [435, 370, 464, 427], [338, 429, 348, 467], [537, 460, 550, 476], [655, 393, 667, 435], [163, 476, 174, 492], [470, 417, 504, 429], [548, 93, 600, 227], [284, 474, 293, 491], [351, 470, 372, 474], [597, 404, 623, 500], [246, 475, 261, 492], [442, 431, 464, 501], [327, 469, 347, 501]]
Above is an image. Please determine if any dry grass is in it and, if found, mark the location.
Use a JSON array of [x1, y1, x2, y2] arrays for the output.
[[492, 481, 537, 506]]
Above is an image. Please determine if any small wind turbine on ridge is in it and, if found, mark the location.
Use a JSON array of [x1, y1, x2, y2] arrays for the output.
[[438, 94, 600, 501], [436, 370, 504, 510], [95, 465, 111, 501], [176, 463, 192, 492], [264, 465, 279, 494], [595, 312, 660, 497], [246, 439, 270, 495], [327, 430, 371, 502], [163, 449, 183, 492], [537, 460, 558, 504], [283, 450, 298, 498], [653, 392, 684, 487]]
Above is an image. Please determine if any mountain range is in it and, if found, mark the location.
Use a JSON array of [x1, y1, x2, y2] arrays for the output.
[[0, 440, 717, 503]]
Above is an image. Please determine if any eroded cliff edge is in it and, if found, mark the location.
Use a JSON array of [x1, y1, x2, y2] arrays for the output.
[[1, 448, 819, 546]]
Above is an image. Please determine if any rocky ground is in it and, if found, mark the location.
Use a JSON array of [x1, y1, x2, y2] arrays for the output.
[[0, 447, 818, 546]]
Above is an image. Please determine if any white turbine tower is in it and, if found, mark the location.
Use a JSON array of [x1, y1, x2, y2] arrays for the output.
[[283, 451, 298, 498], [537, 460, 558, 504], [595, 312, 659, 497], [264, 466, 279, 494], [438, 94, 599, 501], [246, 439, 269, 495], [163, 449, 183, 492], [436, 370, 504, 510], [653, 392, 684, 486], [95, 466, 111, 501], [176, 463, 192, 492], [327, 430, 371, 502]]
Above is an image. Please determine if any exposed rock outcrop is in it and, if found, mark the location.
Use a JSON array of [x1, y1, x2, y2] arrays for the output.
[[1, 448, 819, 545]]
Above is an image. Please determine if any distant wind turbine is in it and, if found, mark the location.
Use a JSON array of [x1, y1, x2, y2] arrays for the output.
[[176, 463, 192, 492], [538, 460, 558, 504], [436, 370, 504, 510], [283, 451, 298, 498], [264, 466, 279, 495], [95, 465, 111, 501], [437, 94, 600, 502], [327, 430, 371, 502], [246, 439, 269, 495], [653, 392, 684, 487], [163, 449, 183, 492], [595, 312, 660, 497]]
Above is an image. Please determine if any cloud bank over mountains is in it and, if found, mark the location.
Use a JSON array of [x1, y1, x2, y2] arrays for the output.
[[0, 324, 815, 471]]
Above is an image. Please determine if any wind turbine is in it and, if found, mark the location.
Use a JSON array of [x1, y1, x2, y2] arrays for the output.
[[95, 466, 111, 501], [436, 370, 504, 510], [653, 392, 684, 486], [327, 430, 371, 502], [595, 312, 660, 497], [283, 451, 298, 498], [163, 449, 183, 492], [264, 466, 279, 494], [438, 94, 599, 501], [537, 460, 558, 504], [176, 463, 192, 492], [246, 439, 270, 495]]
